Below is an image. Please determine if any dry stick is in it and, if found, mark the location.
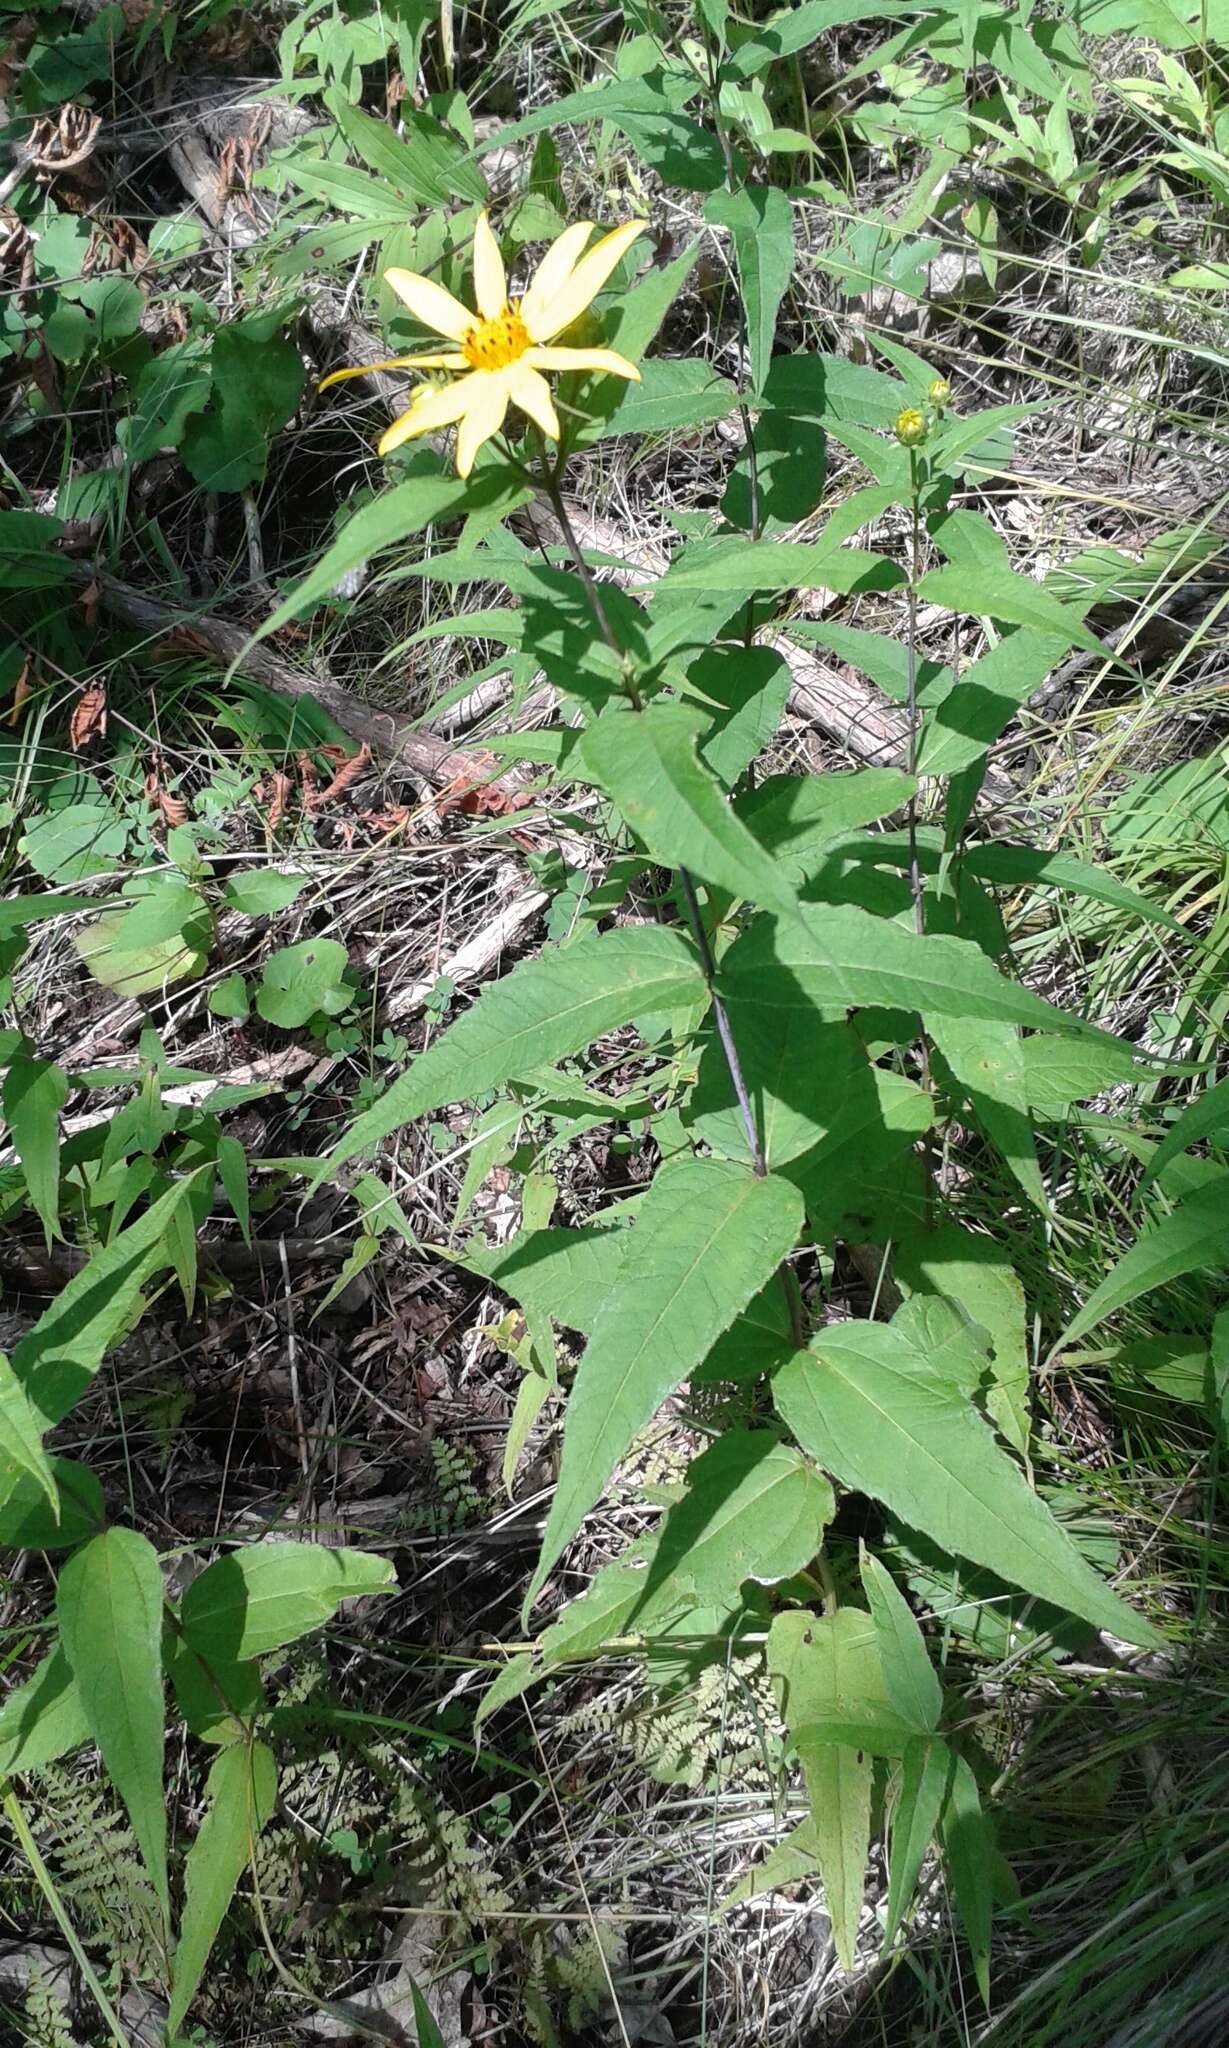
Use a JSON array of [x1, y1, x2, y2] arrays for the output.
[[531, 441, 768, 1182]]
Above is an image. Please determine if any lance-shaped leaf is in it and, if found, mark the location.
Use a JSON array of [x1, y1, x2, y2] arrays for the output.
[[704, 186, 794, 395], [885, 1735, 954, 1947], [0, 1647, 91, 1779], [775, 1321, 1160, 1646], [860, 1547, 942, 1733], [2, 1052, 67, 1249], [580, 705, 800, 917], [527, 1158, 803, 1613], [1140, 1072, 1229, 1189], [57, 1529, 169, 1919], [167, 1741, 277, 2036], [0, 1351, 58, 1519], [929, 1010, 1048, 1215], [314, 926, 706, 1185], [916, 563, 1108, 659], [941, 1751, 995, 2005], [1056, 1176, 1229, 1351], [180, 1542, 394, 1663], [720, 902, 1114, 1036]]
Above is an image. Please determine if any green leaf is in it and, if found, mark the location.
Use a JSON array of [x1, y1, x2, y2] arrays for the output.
[[56, 1529, 169, 1918], [179, 1542, 394, 1662], [0, 1351, 58, 1519], [895, 1226, 1030, 1459], [929, 1012, 1047, 1214], [704, 187, 794, 395], [860, 1547, 942, 1732], [775, 1321, 1160, 1646], [885, 1735, 953, 1946], [941, 1752, 994, 2005], [579, 705, 800, 916], [315, 927, 705, 1186], [739, 769, 915, 882], [687, 646, 792, 788], [120, 340, 213, 463], [222, 869, 307, 916], [916, 565, 1108, 660], [659, 535, 904, 597], [767, 1609, 878, 1969], [627, 1432, 834, 1627], [167, 1741, 277, 2036], [256, 938, 350, 1028], [1057, 1177, 1229, 1350], [327, 96, 487, 206], [590, 358, 738, 440], [727, 0, 917, 77], [245, 468, 522, 652], [0, 1648, 91, 1779], [689, 1009, 858, 1174], [165, 1634, 266, 1747], [181, 312, 305, 494], [720, 902, 1103, 1035], [0, 1454, 104, 1549], [11, 1173, 205, 1433], [20, 803, 127, 882], [916, 628, 1066, 784], [2, 1052, 67, 1249], [1141, 1073, 1229, 1189], [1022, 1034, 1141, 1119], [723, 1814, 824, 1905], [74, 906, 208, 997], [527, 1159, 804, 1612]]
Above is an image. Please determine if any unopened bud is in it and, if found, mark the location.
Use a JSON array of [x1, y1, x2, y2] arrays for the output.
[[895, 406, 928, 448], [927, 377, 952, 411]]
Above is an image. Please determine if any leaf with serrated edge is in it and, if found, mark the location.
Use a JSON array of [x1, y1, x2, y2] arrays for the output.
[[527, 1159, 803, 1614], [1057, 1176, 1229, 1351], [180, 1542, 394, 1662], [313, 926, 705, 1187], [860, 1546, 942, 1731], [704, 186, 794, 394], [580, 705, 800, 918], [57, 1529, 169, 1918], [775, 1321, 1159, 1646], [167, 1741, 276, 2035]]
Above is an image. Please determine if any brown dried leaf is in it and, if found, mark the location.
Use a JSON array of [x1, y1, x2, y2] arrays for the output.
[[158, 790, 189, 829], [69, 681, 106, 751], [78, 577, 100, 627], [314, 741, 371, 808], [266, 770, 293, 834], [4, 656, 32, 728], [360, 805, 411, 835], [28, 105, 102, 176], [296, 748, 319, 810]]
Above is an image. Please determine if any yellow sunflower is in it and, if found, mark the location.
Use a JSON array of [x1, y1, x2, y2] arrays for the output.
[[320, 210, 647, 475]]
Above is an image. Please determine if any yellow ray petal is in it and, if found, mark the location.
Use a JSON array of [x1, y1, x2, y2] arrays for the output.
[[319, 353, 467, 391], [455, 369, 512, 478], [383, 267, 475, 342], [523, 345, 641, 381], [520, 219, 595, 334], [530, 220, 647, 340], [508, 362, 560, 441], [472, 210, 507, 321], [377, 374, 480, 456]]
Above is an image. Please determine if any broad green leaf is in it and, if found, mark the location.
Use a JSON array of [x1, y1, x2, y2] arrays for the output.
[[181, 312, 304, 494], [775, 1321, 1160, 1645], [0, 1454, 104, 1550], [327, 96, 486, 205], [726, 0, 916, 77], [74, 909, 208, 997], [1141, 1074, 1229, 1189], [222, 870, 306, 917], [687, 646, 792, 789], [720, 902, 1105, 1036], [1057, 1177, 1229, 1350], [627, 1432, 834, 1628], [759, 349, 908, 428], [769, 1605, 914, 1753], [689, 1010, 858, 1172], [2, 1053, 67, 1248], [57, 1529, 169, 1918], [917, 628, 1066, 782], [885, 1735, 953, 1945], [659, 535, 904, 597], [895, 1226, 1030, 1459], [314, 926, 705, 1185], [704, 187, 794, 395], [767, 1609, 878, 1969], [739, 769, 915, 883], [591, 358, 738, 440], [527, 1159, 804, 1611], [167, 1741, 277, 2036], [165, 1633, 266, 1747], [860, 1547, 942, 1732], [0, 1352, 58, 1519], [0, 1648, 91, 1779], [929, 1012, 1047, 1214], [180, 1542, 394, 1662], [256, 937, 350, 1028], [579, 705, 800, 917], [1022, 1034, 1141, 1119], [941, 1752, 994, 2005], [723, 1814, 823, 1905], [11, 1173, 205, 1433], [916, 564, 1108, 660]]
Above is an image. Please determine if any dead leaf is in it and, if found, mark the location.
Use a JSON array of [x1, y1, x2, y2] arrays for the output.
[[158, 790, 189, 828], [296, 749, 319, 809], [315, 741, 371, 808], [266, 770, 293, 834], [4, 656, 32, 727], [360, 804, 411, 835], [28, 105, 102, 177], [69, 681, 106, 750], [78, 577, 100, 627]]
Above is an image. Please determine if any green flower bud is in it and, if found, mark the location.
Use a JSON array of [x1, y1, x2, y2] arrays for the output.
[[927, 377, 952, 411], [895, 406, 928, 448]]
